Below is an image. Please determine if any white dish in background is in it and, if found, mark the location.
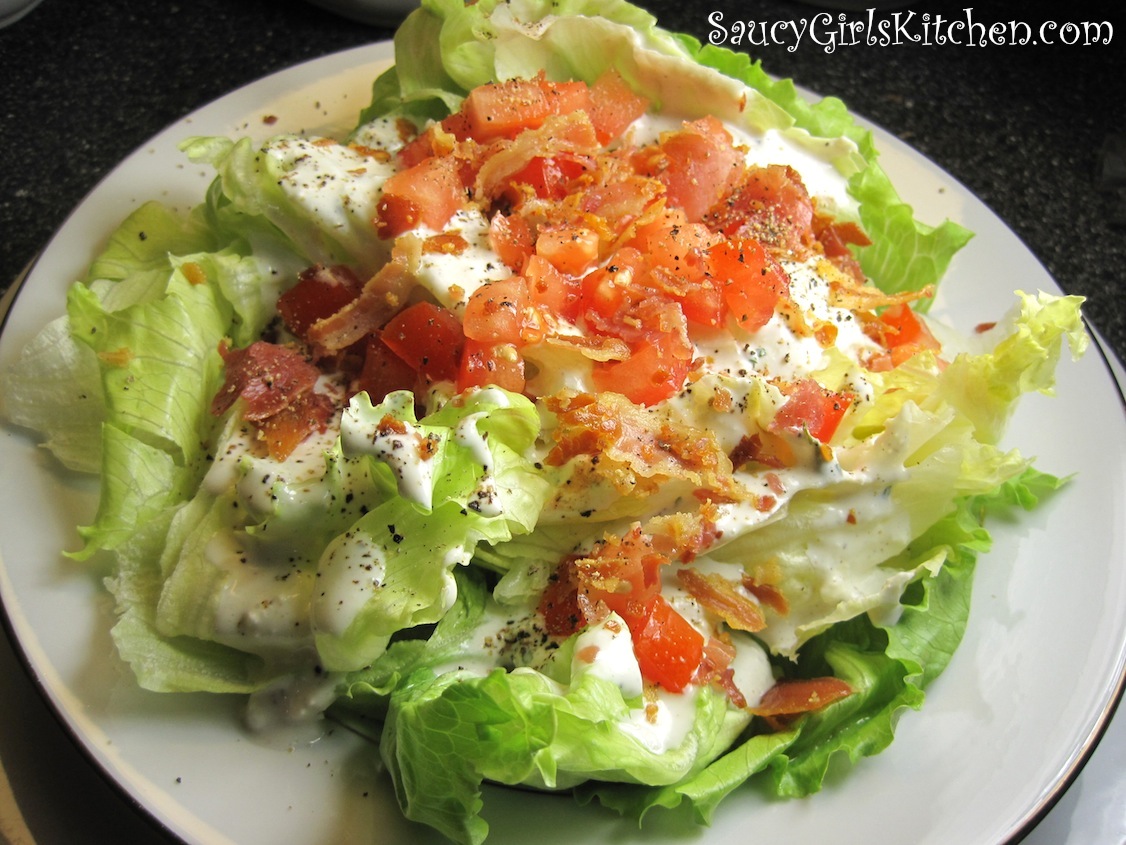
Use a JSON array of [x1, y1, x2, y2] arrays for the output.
[[1, 41, 1124, 845]]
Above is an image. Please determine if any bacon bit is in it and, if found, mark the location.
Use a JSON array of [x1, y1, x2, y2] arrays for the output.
[[210, 341, 321, 421], [262, 114, 278, 125], [709, 385, 734, 413], [822, 258, 934, 312], [422, 232, 470, 255], [813, 319, 838, 349], [181, 261, 207, 286], [750, 677, 853, 729], [473, 111, 601, 202], [395, 117, 419, 145], [97, 347, 133, 368], [644, 505, 721, 563], [676, 568, 766, 633], [765, 471, 785, 496], [975, 321, 997, 333], [542, 333, 630, 362], [742, 576, 789, 616], [349, 143, 393, 164], [257, 390, 335, 460], [305, 258, 417, 353], [696, 636, 748, 708], [544, 390, 746, 500], [846, 508, 858, 524], [729, 431, 797, 471], [754, 494, 776, 512], [576, 644, 600, 664]]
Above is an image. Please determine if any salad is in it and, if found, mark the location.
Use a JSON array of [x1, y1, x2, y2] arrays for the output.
[[0, 1, 1088, 843]]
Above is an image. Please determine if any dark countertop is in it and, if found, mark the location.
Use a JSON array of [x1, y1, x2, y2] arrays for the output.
[[0, 1, 1124, 844]]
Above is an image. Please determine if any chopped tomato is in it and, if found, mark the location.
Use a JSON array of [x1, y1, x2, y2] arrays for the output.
[[577, 527, 665, 627], [770, 379, 852, 443], [867, 302, 943, 371], [705, 164, 814, 252], [353, 332, 417, 402], [629, 207, 714, 283], [535, 225, 601, 275], [635, 115, 744, 222], [592, 333, 693, 406], [524, 254, 582, 322], [276, 264, 362, 341], [633, 595, 705, 693], [706, 238, 787, 332], [375, 154, 466, 239], [462, 278, 531, 345], [457, 339, 526, 393], [587, 69, 649, 144], [462, 74, 591, 142], [580, 248, 643, 324], [488, 211, 534, 272], [503, 155, 588, 204], [381, 301, 464, 385]]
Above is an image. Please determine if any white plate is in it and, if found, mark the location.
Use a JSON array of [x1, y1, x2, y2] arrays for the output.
[[1, 41, 1124, 845]]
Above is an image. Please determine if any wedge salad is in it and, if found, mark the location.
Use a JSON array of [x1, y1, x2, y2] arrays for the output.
[[1, 1, 1089, 843]]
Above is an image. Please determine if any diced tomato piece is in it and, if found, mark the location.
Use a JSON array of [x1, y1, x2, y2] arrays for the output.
[[524, 254, 581, 322], [463, 277, 531, 346], [635, 115, 744, 222], [587, 69, 649, 144], [866, 303, 943, 371], [629, 207, 714, 282], [503, 155, 587, 203], [633, 595, 705, 693], [381, 301, 465, 385], [877, 303, 941, 354], [706, 238, 787, 332], [375, 154, 466, 239], [577, 527, 665, 628], [705, 164, 814, 252], [353, 332, 418, 402], [592, 332, 693, 406], [457, 339, 526, 393], [488, 211, 534, 272], [770, 379, 852, 443], [276, 264, 362, 341], [462, 75, 591, 142], [535, 225, 600, 275], [580, 248, 644, 324], [398, 112, 472, 168]]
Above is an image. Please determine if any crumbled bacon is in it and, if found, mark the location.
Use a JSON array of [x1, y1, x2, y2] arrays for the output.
[[676, 568, 766, 633], [544, 390, 747, 501], [305, 258, 416, 353], [210, 341, 321, 421], [750, 677, 853, 730], [210, 340, 333, 460]]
